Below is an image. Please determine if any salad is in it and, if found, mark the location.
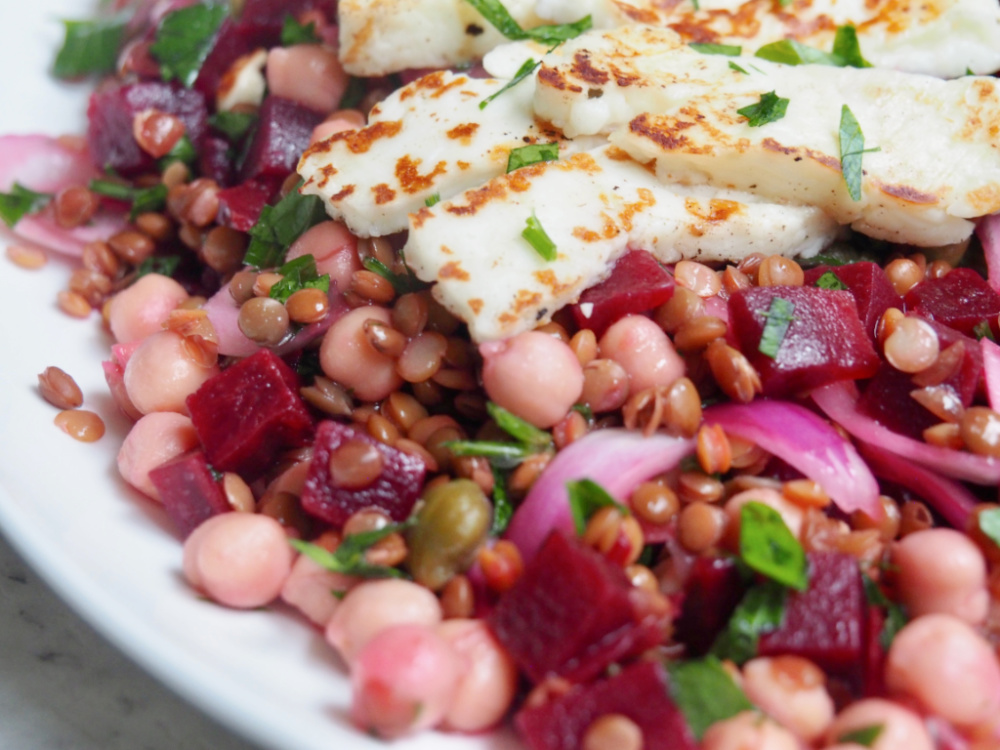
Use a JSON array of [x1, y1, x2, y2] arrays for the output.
[[2, 0, 1000, 749]]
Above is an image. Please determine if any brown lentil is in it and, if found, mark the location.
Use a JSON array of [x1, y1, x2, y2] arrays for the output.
[[757, 255, 804, 287], [960, 406, 1000, 457], [252, 271, 283, 298], [343, 509, 392, 536], [582, 507, 644, 567], [53, 409, 105, 442], [397, 331, 448, 383], [201, 225, 247, 274], [53, 186, 100, 229], [705, 339, 762, 404], [582, 714, 643, 750], [899, 499, 934, 537], [351, 404, 379, 425], [37, 367, 84, 410], [677, 501, 727, 553], [737, 252, 765, 283], [477, 540, 524, 593], [507, 452, 551, 494], [673, 315, 728, 352], [453, 393, 489, 421], [442, 337, 474, 369], [408, 414, 461, 445], [300, 376, 354, 417], [178, 222, 205, 251], [926, 259, 952, 279], [630, 481, 680, 525], [655, 287, 705, 334], [257, 491, 311, 537], [782, 479, 831, 509], [696, 423, 732, 475], [677, 471, 725, 505], [453, 455, 495, 495], [728, 435, 768, 470], [285, 287, 330, 325], [569, 328, 598, 366], [161, 160, 190, 188], [391, 292, 429, 337], [674, 260, 722, 297], [553, 410, 588, 450], [350, 269, 397, 305], [57, 290, 93, 318], [851, 495, 902, 543], [536, 321, 570, 342], [581, 358, 630, 414], [363, 533, 408, 568], [722, 265, 752, 294], [923, 422, 965, 449], [884, 317, 940, 373], [394, 438, 440, 473], [222, 472, 255, 513], [425, 297, 461, 335], [358, 236, 395, 268], [431, 367, 477, 391], [911, 342, 965, 388], [329, 438, 384, 489], [424, 425, 463, 472], [440, 574, 475, 619], [168, 178, 220, 227], [625, 563, 659, 592], [108, 229, 155, 265], [132, 109, 186, 158], [876, 307, 905, 346], [884, 257, 925, 296], [133, 211, 175, 242], [383, 392, 428, 432], [5, 244, 47, 270], [81, 241, 120, 278], [228, 269, 258, 304], [910, 385, 964, 423], [68, 268, 113, 307], [367, 413, 401, 445], [238, 296, 290, 346]]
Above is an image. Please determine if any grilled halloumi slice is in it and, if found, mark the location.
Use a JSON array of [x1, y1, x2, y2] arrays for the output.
[[530, 26, 1000, 246], [298, 71, 578, 237], [404, 145, 839, 341], [338, 0, 1000, 78]]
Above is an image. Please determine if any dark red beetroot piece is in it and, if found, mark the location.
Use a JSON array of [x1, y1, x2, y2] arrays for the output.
[[803, 262, 902, 341], [674, 556, 748, 656], [905, 267, 1000, 338], [515, 660, 697, 750], [488, 530, 669, 684], [238, 96, 325, 183], [728, 285, 880, 398], [186, 348, 313, 480], [757, 552, 869, 691], [300, 420, 426, 526], [216, 179, 280, 231], [87, 81, 208, 175], [569, 250, 675, 337], [148, 451, 231, 538], [199, 135, 234, 187]]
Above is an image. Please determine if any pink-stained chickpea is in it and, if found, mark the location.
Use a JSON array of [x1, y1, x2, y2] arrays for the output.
[[885, 613, 1000, 728], [599, 315, 685, 394], [265, 45, 347, 114], [701, 711, 800, 750], [891, 528, 989, 625], [742, 656, 834, 743], [320, 306, 404, 402], [117, 412, 199, 500], [725, 487, 805, 541], [324, 578, 442, 665], [435, 619, 519, 733], [309, 110, 366, 145], [123, 330, 221, 415], [182, 513, 294, 609], [280, 531, 357, 626], [286, 220, 361, 292], [825, 699, 933, 750], [480, 330, 584, 428], [108, 273, 189, 343], [350, 624, 462, 739]]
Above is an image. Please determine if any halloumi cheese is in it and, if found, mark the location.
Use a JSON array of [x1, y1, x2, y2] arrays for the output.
[[531, 26, 1000, 246], [404, 145, 839, 340]]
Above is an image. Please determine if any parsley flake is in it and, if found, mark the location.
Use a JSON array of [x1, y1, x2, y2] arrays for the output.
[[862, 573, 908, 649], [839, 725, 884, 747], [815, 270, 848, 291], [689, 43, 742, 56], [729, 61, 749, 75], [268, 254, 331, 304], [740, 501, 809, 590], [736, 90, 789, 127], [90, 179, 169, 221], [507, 142, 560, 172], [244, 183, 327, 269], [839, 104, 879, 201], [291, 521, 414, 579], [522, 212, 557, 261], [463, 0, 591, 44], [281, 15, 321, 46], [481, 56, 540, 109], [53, 13, 129, 79], [0, 183, 52, 227], [667, 657, 755, 740], [361, 256, 429, 295], [209, 111, 258, 142], [755, 39, 841, 66], [979, 507, 1000, 547], [136, 255, 182, 278], [150, 2, 228, 87], [831, 25, 872, 68], [711, 580, 787, 664], [491, 466, 513, 535], [566, 479, 629, 536], [758, 296, 795, 358]]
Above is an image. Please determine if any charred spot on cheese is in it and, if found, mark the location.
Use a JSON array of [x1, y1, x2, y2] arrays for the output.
[[373, 184, 397, 204]]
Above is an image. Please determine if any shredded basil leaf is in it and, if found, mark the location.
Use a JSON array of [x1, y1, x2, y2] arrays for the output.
[[736, 90, 789, 127], [481, 56, 540, 109], [689, 43, 742, 56], [667, 657, 755, 740], [488, 402, 553, 450], [815, 270, 848, 291], [136, 255, 182, 278], [244, 183, 327, 269], [158, 134, 198, 170], [507, 142, 560, 172], [831, 25, 871, 68], [740, 502, 808, 590], [839, 725, 884, 747], [758, 296, 795, 359], [566, 478, 629, 536], [978, 507, 1000, 548], [209, 111, 257, 142], [291, 521, 414, 579], [268, 254, 331, 304], [711, 580, 787, 664], [755, 39, 840, 66], [522, 212, 557, 261], [53, 13, 129, 78], [0, 183, 52, 227], [90, 179, 170, 221], [281, 15, 320, 46], [463, 0, 591, 44], [839, 104, 880, 201], [360, 256, 429, 295], [424, 193, 441, 207], [445, 440, 533, 469], [150, 2, 228, 87], [491, 466, 513, 535], [729, 61, 749, 75]]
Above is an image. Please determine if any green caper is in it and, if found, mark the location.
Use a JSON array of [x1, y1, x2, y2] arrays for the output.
[[406, 479, 492, 590]]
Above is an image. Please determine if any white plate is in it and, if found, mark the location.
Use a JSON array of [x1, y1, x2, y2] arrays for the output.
[[0, 3, 516, 749]]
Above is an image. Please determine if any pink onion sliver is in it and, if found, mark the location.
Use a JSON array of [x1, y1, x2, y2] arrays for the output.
[[704, 398, 881, 518], [0, 134, 96, 193], [858, 441, 977, 529], [504, 429, 695, 562], [981, 337, 1000, 412], [975, 213, 1000, 295], [13, 211, 128, 257], [811, 380, 1000, 485]]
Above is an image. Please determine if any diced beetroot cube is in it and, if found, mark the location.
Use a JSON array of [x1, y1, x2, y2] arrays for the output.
[[569, 250, 675, 336], [488, 530, 669, 684], [905, 267, 1000, 338], [192, 18, 276, 100], [241, 0, 336, 21], [216, 179, 280, 231], [238, 96, 324, 182], [758, 552, 868, 690], [199, 135, 233, 187], [863, 605, 886, 697], [186, 349, 313, 479], [87, 81, 208, 175], [515, 660, 698, 750], [300, 420, 425, 525], [674, 556, 748, 656], [149, 451, 231, 538], [803, 262, 902, 341], [728, 285, 880, 398]]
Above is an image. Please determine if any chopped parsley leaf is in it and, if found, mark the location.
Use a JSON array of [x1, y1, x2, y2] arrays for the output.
[[444, 440, 534, 469], [150, 2, 228, 87], [839, 725, 884, 747], [862, 573, 908, 649], [244, 183, 328, 269], [158, 134, 198, 170], [90, 179, 168, 220], [0, 183, 52, 227], [290, 520, 415, 579], [689, 43, 742, 56], [974, 320, 996, 341], [755, 39, 840, 66], [463, 0, 591, 44], [481, 56, 540, 109], [361, 256, 429, 295], [281, 15, 321, 46], [488, 402, 553, 450], [490, 466, 513, 535], [507, 142, 560, 172], [758, 296, 795, 358], [567, 478, 629, 536], [53, 13, 129, 79], [711, 580, 787, 664], [736, 90, 789, 127], [522, 212, 557, 261], [815, 270, 848, 291], [839, 104, 879, 201], [268, 254, 331, 304], [338, 76, 367, 110], [740, 501, 809, 590], [668, 657, 755, 740], [136, 255, 182, 278], [832, 25, 872, 68], [209, 111, 258, 142]]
